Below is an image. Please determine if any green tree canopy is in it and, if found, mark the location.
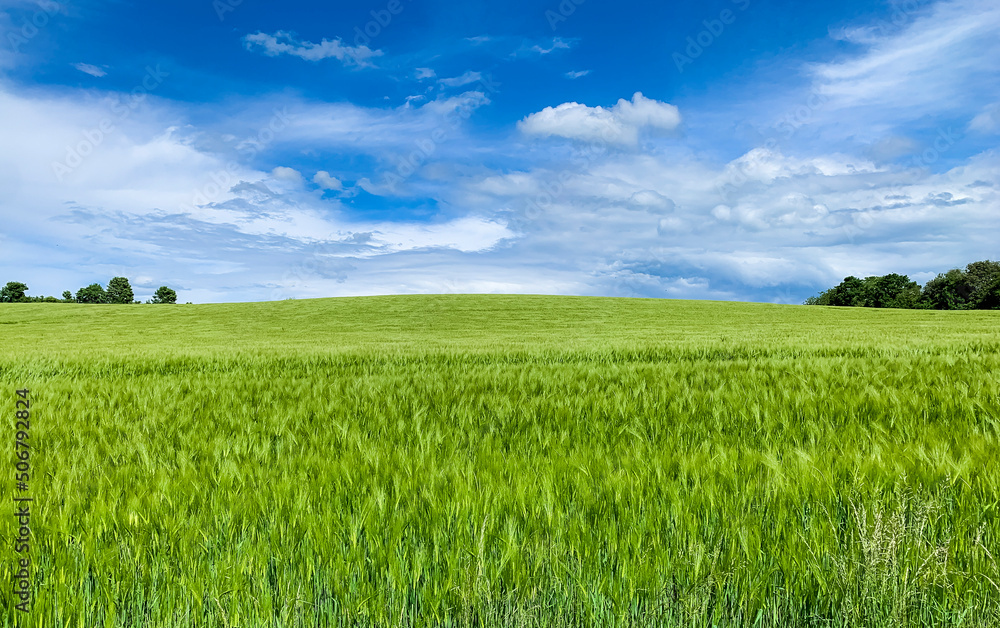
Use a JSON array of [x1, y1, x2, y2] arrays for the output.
[[865, 273, 921, 309], [76, 283, 108, 304], [920, 269, 973, 310], [828, 276, 867, 307], [106, 277, 135, 304], [0, 281, 29, 303], [965, 260, 1000, 308], [151, 286, 177, 304]]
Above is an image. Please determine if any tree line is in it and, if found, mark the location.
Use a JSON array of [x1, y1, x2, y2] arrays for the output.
[[805, 260, 1000, 309], [0, 278, 178, 304]]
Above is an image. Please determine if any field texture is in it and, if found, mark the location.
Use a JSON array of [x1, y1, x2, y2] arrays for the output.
[[1, 295, 998, 627]]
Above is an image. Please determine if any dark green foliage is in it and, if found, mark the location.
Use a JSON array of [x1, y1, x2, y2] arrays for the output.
[[827, 276, 867, 307], [106, 276, 135, 304], [978, 276, 1000, 310], [920, 269, 973, 310], [0, 281, 29, 302], [966, 260, 1000, 309], [864, 273, 921, 308], [806, 261, 999, 309], [62, 290, 74, 302], [803, 291, 832, 306], [150, 286, 177, 304], [75, 283, 108, 304]]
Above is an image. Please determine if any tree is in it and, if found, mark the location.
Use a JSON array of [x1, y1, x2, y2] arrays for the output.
[[966, 260, 1000, 308], [0, 282, 29, 303], [76, 283, 108, 304], [151, 286, 177, 304], [865, 273, 920, 309], [106, 277, 134, 305], [62, 291, 74, 302], [804, 289, 834, 306], [828, 276, 868, 307], [920, 269, 973, 310]]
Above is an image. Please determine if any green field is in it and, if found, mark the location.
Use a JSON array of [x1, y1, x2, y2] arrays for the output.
[[1, 295, 998, 627]]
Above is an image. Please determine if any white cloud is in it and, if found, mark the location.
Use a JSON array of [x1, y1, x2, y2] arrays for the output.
[[270, 166, 303, 184], [414, 67, 436, 80], [564, 70, 590, 79], [419, 90, 490, 116], [0, 80, 517, 303], [243, 31, 382, 67], [3, 0, 998, 306], [518, 92, 681, 146], [313, 170, 342, 190], [437, 71, 482, 88], [969, 103, 1000, 134], [811, 0, 1000, 116], [629, 190, 675, 212], [72, 63, 106, 77], [530, 37, 571, 55]]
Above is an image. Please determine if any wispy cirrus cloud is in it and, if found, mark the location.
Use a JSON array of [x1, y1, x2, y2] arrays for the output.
[[969, 103, 1000, 134], [72, 62, 106, 77], [243, 30, 383, 67], [437, 71, 482, 88], [528, 36, 571, 54], [811, 0, 1000, 118]]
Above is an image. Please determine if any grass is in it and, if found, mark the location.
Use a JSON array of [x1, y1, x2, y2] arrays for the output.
[[0, 295, 998, 626]]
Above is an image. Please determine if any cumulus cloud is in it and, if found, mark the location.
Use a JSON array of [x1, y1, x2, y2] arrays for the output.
[[628, 190, 675, 212], [518, 92, 681, 146], [243, 31, 382, 67], [313, 170, 343, 190], [270, 166, 303, 184]]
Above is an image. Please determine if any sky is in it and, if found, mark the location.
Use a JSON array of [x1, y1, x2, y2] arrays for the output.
[[0, 0, 997, 304]]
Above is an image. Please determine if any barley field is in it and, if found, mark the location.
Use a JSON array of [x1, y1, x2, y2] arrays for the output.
[[1, 295, 998, 627]]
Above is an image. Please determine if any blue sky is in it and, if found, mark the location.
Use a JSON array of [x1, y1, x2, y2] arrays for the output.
[[0, 0, 997, 303]]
